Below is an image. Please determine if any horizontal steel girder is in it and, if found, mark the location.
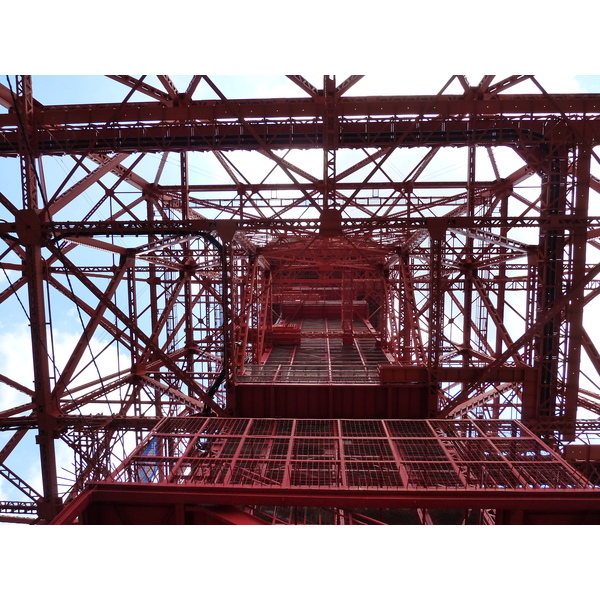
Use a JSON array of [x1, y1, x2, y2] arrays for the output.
[[3, 93, 600, 125], [0, 415, 161, 431], [1, 93, 600, 156], [52, 482, 600, 525], [2, 216, 599, 242]]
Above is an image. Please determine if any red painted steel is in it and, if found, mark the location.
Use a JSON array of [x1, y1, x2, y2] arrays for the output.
[[51, 417, 600, 525], [1, 75, 600, 524]]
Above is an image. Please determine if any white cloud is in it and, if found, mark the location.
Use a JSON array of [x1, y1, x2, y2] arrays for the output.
[[0, 324, 34, 411]]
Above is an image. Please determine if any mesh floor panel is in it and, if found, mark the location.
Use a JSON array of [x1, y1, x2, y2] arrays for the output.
[[113, 417, 592, 492]]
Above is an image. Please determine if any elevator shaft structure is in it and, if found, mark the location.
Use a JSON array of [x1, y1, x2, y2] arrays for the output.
[[1, 75, 600, 524]]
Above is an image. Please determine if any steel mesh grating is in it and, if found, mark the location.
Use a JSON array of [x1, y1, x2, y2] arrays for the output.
[[458, 462, 528, 488], [115, 457, 178, 484], [431, 420, 484, 438], [345, 462, 403, 488], [155, 416, 209, 435], [248, 419, 294, 436], [195, 436, 242, 459], [404, 463, 464, 487], [385, 420, 435, 437], [289, 461, 342, 486], [114, 418, 593, 494], [448, 439, 503, 462], [472, 420, 527, 438], [295, 420, 336, 437], [394, 438, 448, 461], [185, 459, 231, 485], [199, 419, 249, 436], [512, 462, 589, 488], [293, 438, 338, 460], [230, 460, 286, 486], [240, 437, 290, 459], [340, 420, 386, 437], [343, 438, 395, 461], [492, 438, 554, 461]]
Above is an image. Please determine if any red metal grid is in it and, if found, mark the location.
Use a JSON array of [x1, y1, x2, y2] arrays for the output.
[[107, 417, 593, 495], [340, 420, 386, 437], [342, 439, 395, 461], [384, 420, 436, 438], [393, 439, 448, 461], [345, 462, 403, 488], [2, 75, 600, 524], [288, 461, 342, 487], [294, 420, 336, 437], [292, 439, 338, 460], [248, 419, 294, 436], [403, 463, 464, 488]]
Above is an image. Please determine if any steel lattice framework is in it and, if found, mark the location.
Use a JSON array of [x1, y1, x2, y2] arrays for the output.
[[1, 75, 600, 524]]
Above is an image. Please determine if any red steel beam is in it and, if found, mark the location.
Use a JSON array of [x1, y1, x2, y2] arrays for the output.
[[45, 154, 129, 217], [565, 145, 591, 424], [3, 107, 600, 157], [45, 245, 223, 413], [3, 94, 600, 127], [51, 254, 133, 402], [440, 260, 600, 417], [4, 216, 600, 242], [53, 482, 600, 519], [3, 77, 600, 525], [15, 76, 62, 522]]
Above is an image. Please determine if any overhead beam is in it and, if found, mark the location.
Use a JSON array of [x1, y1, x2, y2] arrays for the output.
[[2, 94, 600, 156], [4, 215, 600, 241]]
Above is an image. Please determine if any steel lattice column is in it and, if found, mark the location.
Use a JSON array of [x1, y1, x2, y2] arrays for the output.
[[15, 76, 62, 521], [564, 145, 591, 428], [427, 222, 445, 415], [536, 147, 569, 419]]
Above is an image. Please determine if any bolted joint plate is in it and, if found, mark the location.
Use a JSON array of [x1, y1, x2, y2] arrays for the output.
[[15, 208, 43, 245]]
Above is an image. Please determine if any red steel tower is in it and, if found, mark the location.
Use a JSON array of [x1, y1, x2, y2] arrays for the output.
[[1, 75, 600, 525]]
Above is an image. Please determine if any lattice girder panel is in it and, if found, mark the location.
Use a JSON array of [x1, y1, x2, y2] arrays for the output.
[[2, 75, 600, 525], [50, 417, 600, 524], [106, 417, 591, 490]]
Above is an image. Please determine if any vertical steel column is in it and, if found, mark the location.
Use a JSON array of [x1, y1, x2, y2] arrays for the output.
[[381, 268, 398, 359], [127, 265, 145, 446], [536, 148, 569, 419], [495, 193, 509, 358], [234, 256, 257, 374], [180, 152, 195, 398], [16, 75, 61, 521], [255, 265, 271, 363], [564, 145, 591, 427], [462, 145, 476, 374], [220, 236, 236, 413], [391, 260, 408, 364], [398, 252, 427, 365], [323, 76, 337, 210], [524, 252, 537, 365], [427, 222, 445, 415], [146, 195, 162, 418], [127, 264, 139, 367], [341, 269, 354, 345]]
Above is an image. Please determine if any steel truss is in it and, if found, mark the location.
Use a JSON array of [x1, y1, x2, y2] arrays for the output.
[[51, 417, 600, 525], [1, 75, 600, 524]]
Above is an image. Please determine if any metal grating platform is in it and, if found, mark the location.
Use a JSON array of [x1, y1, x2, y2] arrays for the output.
[[52, 417, 600, 524], [110, 417, 590, 491], [238, 318, 389, 384]]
